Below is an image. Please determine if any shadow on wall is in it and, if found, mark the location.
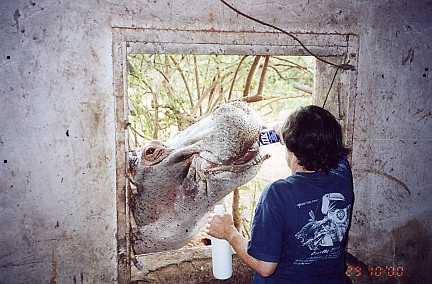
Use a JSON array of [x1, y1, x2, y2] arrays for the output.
[[347, 218, 431, 283]]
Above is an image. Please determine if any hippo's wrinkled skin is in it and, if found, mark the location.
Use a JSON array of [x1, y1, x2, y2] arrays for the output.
[[129, 101, 269, 254]]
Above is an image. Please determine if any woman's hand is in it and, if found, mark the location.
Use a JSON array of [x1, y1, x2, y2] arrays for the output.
[[205, 212, 235, 241], [206, 211, 278, 277]]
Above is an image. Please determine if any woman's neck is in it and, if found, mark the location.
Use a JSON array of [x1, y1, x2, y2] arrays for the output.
[[291, 163, 315, 173]]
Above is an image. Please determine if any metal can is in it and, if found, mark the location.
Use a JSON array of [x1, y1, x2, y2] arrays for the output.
[[259, 129, 281, 146]]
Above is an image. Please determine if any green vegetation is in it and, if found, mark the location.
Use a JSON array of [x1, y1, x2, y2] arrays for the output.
[[127, 54, 314, 145]]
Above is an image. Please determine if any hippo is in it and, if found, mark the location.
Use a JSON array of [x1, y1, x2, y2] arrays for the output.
[[129, 101, 270, 254]]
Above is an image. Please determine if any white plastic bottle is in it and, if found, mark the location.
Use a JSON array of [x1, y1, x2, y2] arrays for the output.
[[211, 205, 233, 280]]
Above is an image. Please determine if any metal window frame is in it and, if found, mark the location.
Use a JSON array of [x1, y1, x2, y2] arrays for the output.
[[112, 27, 359, 283]]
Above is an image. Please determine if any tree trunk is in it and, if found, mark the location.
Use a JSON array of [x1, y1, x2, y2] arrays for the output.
[[232, 188, 241, 231]]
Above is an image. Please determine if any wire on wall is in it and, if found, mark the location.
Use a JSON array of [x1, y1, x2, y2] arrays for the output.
[[219, 0, 356, 72]]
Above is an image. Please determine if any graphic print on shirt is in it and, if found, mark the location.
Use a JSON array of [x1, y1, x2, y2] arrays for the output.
[[294, 193, 351, 258]]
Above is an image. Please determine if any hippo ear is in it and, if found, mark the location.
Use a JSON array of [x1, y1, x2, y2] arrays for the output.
[[128, 152, 138, 178]]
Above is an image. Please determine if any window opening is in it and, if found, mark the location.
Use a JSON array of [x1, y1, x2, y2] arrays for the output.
[[113, 28, 359, 282], [126, 53, 314, 262]]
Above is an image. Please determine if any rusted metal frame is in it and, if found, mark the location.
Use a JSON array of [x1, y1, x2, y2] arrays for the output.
[[112, 28, 131, 284], [128, 43, 348, 58], [126, 29, 349, 57], [125, 28, 349, 48], [312, 35, 359, 161], [114, 27, 358, 282], [340, 34, 360, 160]]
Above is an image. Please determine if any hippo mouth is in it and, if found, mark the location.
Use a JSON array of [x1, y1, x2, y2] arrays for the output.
[[202, 147, 270, 174]]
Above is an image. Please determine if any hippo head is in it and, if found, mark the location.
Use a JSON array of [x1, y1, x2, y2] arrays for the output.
[[129, 101, 269, 254]]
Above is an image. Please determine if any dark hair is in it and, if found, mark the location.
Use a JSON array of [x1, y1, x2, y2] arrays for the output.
[[281, 105, 350, 172]]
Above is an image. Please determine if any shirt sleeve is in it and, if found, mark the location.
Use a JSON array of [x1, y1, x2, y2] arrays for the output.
[[247, 183, 285, 263]]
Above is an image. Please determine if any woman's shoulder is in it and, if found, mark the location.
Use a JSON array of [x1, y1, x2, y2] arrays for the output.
[[269, 177, 299, 189], [265, 176, 304, 196], [331, 158, 352, 178]]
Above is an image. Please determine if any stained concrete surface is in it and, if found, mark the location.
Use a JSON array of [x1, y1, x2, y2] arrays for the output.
[[0, 0, 431, 283]]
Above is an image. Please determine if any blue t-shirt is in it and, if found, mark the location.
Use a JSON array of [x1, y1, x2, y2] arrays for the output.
[[247, 159, 353, 283]]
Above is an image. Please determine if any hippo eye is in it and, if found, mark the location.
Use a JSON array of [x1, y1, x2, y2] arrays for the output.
[[141, 142, 171, 165], [145, 147, 156, 156]]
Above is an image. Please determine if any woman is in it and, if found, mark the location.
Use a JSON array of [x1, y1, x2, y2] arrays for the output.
[[206, 105, 353, 283]]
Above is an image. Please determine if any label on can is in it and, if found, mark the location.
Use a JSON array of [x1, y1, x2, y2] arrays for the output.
[[259, 129, 281, 146]]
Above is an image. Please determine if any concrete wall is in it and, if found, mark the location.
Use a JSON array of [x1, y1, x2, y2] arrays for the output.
[[0, 0, 430, 283]]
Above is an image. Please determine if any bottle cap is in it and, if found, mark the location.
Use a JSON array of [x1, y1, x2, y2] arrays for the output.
[[214, 205, 225, 215]]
